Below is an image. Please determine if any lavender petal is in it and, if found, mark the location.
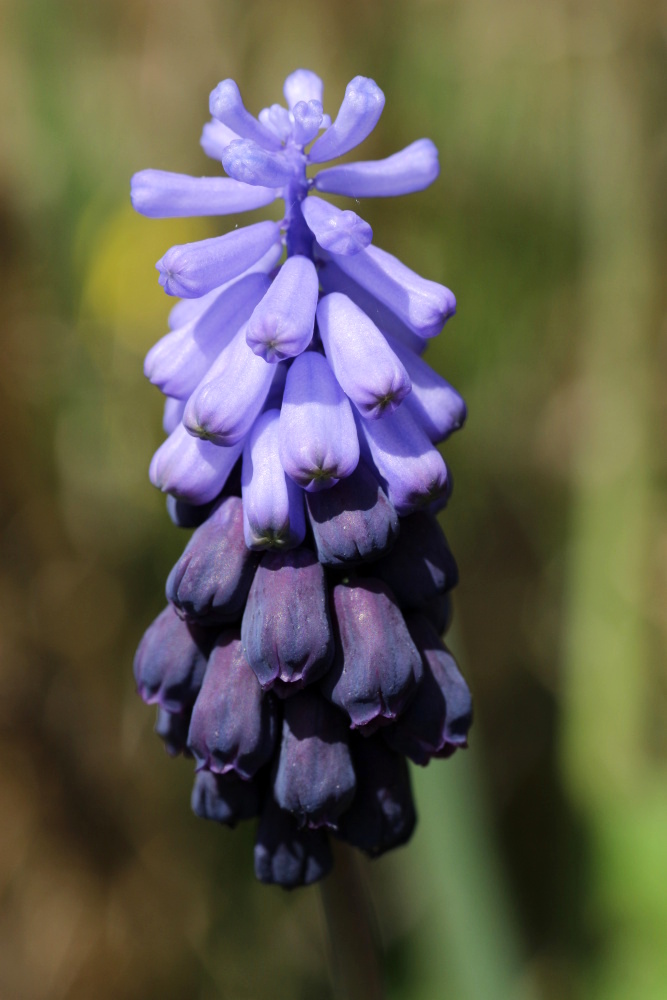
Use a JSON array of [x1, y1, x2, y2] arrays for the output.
[[209, 79, 283, 150], [308, 76, 385, 163], [301, 196, 372, 256], [283, 69, 324, 109], [279, 352, 359, 491], [131, 170, 277, 218], [314, 138, 439, 198], [149, 423, 243, 504], [317, 292, 411, 419], [245, 255, 318, 362], [156, 220, 281, 298], [241, 409, 306, 550]]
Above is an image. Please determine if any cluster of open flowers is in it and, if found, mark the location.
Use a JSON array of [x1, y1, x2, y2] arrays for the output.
[[132, 69, 472, 888]]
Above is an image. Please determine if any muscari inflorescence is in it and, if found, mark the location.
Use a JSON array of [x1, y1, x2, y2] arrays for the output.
[[132, 69, 472, 889]]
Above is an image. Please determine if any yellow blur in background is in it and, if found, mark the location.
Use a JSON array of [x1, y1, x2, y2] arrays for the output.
[[0, 1, 665, 998]]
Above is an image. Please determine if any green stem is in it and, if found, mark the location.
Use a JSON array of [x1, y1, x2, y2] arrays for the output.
[[320, 842, 385, 1000]]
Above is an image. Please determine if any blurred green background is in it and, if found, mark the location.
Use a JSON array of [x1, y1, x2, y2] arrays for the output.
[[0, 0, 665, 997]]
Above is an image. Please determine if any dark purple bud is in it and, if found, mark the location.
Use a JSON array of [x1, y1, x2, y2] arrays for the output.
[[337, 736, 416, 857], [241, 549, 334, 694], [322, 578, 423, 734], [155, 707, 193, 758], [191, 770, 261, 827], [370, 510, 458, 609], [134, 605, 210, 712], [254, 793, 333, 889], [274, 690, 356, 828], [420, 592, 453, 636], [305, 460, 399, 566], [385, 614, 472, 765], [188, 631, 279, 779], [166, 496, 260, 625]]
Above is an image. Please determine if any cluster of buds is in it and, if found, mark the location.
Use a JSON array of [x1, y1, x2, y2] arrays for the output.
[[132, 69, 472, 888]]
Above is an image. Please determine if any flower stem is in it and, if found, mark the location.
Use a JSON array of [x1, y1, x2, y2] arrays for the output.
[[319, 842, 385, 1000]]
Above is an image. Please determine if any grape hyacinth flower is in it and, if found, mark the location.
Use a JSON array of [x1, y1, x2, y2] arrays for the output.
[[132, 68, 472, 889]]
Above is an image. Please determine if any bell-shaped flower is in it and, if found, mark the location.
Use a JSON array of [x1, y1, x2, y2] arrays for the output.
[[356, 405, 449, 515], [321, 243, 456, 339], [156, 220, 281, 298], [308, 76, 385, 163], [279, 352, 359, 491], [386, 333, 467, 443], [131, 170, 277, 218], [241, 548, 334, 694], [301, 196, 372, 256], [191, 770, 261, 827], [146, 271, 270, 399], [245, 255, 318, 362], [370, 509, 458, 609], [166, 496, 260, 624], [188, 631, 279, 778], [149, 422, 243, 504], [133, 605, 210, 712], [314, 138, 439, 198], [274, 690, 356, 828], [385, 614, 472, 765], [155, 707, 192, 758], [305, 459, 399, 566], [337, 736, 416, 857], [317, 292, 411, 419], [254, 792, 333, 889], [184, 323, 278, 446], [209, 79, 283, 150], [241, 410, 306, 550], [322, 577, 423, 733]]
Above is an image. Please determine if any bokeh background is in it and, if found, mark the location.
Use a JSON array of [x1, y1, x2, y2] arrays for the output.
[[1, 0, 665, 997]]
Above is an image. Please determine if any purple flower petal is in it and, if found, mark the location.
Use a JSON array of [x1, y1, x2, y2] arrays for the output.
[[258, 104, 294, 143], [386, 333, 467, 442], [321, 244, 456, 338], [305, 459, 399, 566], [131, 170, 277, 218], [274, 690, 356, 828], [308, 76, 385, 163], [133, 605, 210, 712], [292, 100, 325, 146], [322, 577, 423, 734], [337, 736, 416, 857], [255, 793, 333, 889], [222, 139, 303, 188], [149, 422, 243, 504], [356, 406, 449, 515], [283, 69, 324, 109], [314, 138, 439, 198], [241, 409, 306, 550], [191, 770, 262, 827], [317, 292, 411, 419], [183, 323, 278, 446], [370, 510, 458, 609], [245, 255, 318, 362], [146, 272, 271, 399], [385, 614, 472, 765], [156, 220, 282, 298], [318, 258, 426, 354], [279, 352, 359, 491], [301, 196, 372, 256], [200, 118, 240, 160], [241, 548, 334, 694], [188, 631, 279, 779], [166, 496, 260, 625], [209, 79, 282, 150], [155, 707, 192, 757]]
